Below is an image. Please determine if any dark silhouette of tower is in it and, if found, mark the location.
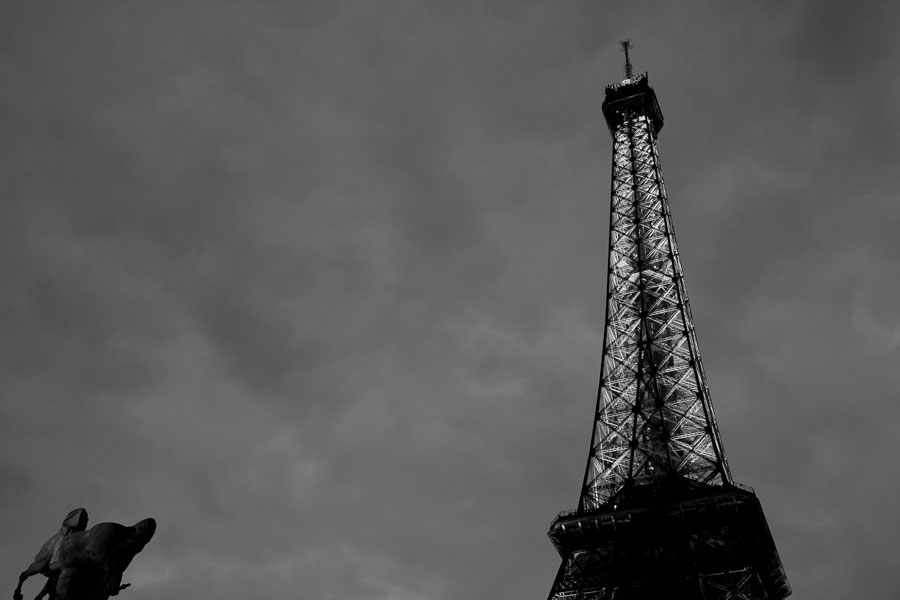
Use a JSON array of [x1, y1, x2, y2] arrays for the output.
[[545, 42, 791, 600]]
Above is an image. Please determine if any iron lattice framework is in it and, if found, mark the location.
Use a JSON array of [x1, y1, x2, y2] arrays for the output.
[[579, 75, 729, 512], [545, 58, 790, 600]]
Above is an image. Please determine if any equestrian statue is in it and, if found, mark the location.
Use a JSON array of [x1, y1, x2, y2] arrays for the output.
[[13, 508, 156, 600]]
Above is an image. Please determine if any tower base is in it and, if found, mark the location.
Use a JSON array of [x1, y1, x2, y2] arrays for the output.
[[547, 482, 790, 600]]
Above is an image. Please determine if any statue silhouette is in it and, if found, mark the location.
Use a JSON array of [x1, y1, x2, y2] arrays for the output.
[[14, 509, 155, 600]]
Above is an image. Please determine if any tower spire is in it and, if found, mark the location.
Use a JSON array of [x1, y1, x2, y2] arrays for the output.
[[544, 55, 791, 600], [620, 39, 634, 80]]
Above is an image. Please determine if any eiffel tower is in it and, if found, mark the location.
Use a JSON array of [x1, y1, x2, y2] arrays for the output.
[[545, 42, 791, 600]]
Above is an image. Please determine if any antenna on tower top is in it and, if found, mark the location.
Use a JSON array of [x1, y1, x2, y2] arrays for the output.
[[620, 39, 634, 80]]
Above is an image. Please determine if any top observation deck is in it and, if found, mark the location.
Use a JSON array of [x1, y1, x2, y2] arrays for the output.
[[601, 73, 664, 136]]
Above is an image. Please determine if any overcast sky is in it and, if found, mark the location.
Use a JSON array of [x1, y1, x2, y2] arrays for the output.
[[2, 2, 899, 599]]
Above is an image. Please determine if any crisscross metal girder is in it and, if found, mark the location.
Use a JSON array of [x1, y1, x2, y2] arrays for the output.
[[548, 549, 611, 600], [700, 569, 766, 600], [577, 112, 732, 513]]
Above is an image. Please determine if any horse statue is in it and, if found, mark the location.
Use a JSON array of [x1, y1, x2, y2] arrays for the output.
[[13, 509, 156, 600]]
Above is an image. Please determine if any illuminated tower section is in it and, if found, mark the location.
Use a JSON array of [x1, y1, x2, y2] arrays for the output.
[[545, 42, 791, 600]]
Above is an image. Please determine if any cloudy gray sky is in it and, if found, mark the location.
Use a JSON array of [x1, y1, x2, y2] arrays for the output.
[[2, 1, 899, 598]]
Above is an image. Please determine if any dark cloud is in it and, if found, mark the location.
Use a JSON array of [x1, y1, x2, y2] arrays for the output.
[[2, 2, 899, 599]]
